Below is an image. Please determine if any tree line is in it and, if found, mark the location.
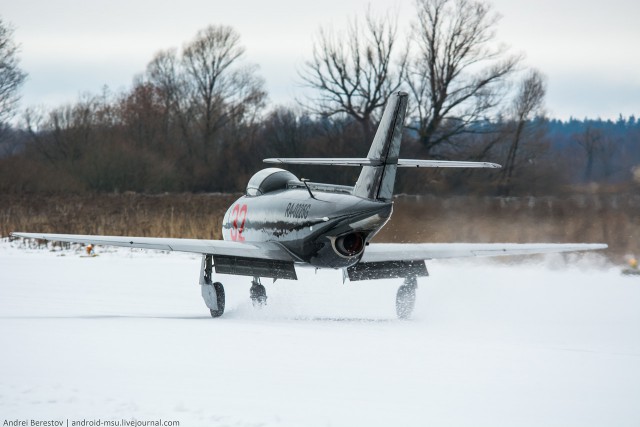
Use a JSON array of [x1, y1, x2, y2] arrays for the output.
[[0, 0, 638, 196]]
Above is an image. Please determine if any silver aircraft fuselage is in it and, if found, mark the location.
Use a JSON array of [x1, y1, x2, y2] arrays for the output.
[[222, 188, 392, 268]]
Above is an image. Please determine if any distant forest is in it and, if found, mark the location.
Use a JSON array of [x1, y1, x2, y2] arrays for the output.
[[1, 109, 639, 196], [1, 0, 639, 196]]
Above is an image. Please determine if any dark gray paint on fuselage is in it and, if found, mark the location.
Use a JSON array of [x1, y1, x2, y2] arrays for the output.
[[222, 188, 392, 268]]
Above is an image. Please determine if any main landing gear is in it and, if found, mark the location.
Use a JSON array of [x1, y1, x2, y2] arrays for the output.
[[396, 276, 417, 319], [200, 254, 225, 318]]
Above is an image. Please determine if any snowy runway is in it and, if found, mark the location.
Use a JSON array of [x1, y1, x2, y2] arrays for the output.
[[1, 243, 639, 426]]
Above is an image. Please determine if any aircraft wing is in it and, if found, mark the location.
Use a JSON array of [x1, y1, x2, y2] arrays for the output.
[[11, 232, 296, 262], [361, 242, 608, 262]]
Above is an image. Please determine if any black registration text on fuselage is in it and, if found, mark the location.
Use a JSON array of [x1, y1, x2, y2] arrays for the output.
[[284, 203, 311, 219]]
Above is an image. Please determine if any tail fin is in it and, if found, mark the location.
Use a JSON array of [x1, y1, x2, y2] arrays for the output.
[[262, 91, 501, 198], [352, 91, 408, 201]]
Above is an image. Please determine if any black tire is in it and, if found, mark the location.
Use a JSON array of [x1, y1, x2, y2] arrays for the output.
[[396, 284, 416, 319], [209, 282, 225, 318]]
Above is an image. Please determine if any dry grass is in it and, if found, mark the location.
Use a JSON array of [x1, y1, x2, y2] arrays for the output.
[[2, 193, 638, 258], [1, 193, 237, 240], [378, 194, 640, 258]]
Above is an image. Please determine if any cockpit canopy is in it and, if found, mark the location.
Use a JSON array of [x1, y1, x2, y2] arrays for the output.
[[246, 168, 299, 196]]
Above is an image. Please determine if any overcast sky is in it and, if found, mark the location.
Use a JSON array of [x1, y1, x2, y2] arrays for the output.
[[3, 0, 640, 120]]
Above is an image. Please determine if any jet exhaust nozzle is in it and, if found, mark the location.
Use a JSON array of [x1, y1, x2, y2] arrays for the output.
[[335, 232, 365, 257]]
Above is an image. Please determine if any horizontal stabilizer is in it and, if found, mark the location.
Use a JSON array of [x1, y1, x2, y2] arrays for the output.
[[265, 158, 380, 166], [397, 159, 500, 168], [264, 158, 501, 169]]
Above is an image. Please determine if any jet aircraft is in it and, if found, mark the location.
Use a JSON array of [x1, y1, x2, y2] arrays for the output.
[[12, 92, 607, 319]]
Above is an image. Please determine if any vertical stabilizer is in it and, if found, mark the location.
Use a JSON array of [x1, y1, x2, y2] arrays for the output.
[[353, 92, 408, 201]]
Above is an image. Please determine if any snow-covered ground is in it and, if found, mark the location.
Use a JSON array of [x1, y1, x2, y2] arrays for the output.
[[1, 241, 639, 426]]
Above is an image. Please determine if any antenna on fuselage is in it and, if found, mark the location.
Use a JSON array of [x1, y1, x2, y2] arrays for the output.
[[300, 178, 318, 200]]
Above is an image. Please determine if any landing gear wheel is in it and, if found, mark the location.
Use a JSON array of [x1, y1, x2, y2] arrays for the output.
[[396, 277, 417, 319], [200, 255, 225, 318], [250, 279, 267, 307], [209, 282, 225, 318]]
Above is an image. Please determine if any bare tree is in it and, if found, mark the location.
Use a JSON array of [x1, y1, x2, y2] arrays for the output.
[[0, 18, 27, 128], [181, 25, 266, 162], [145, 48, 198, 159], [406, 0, 521, 155], [25, 96, 101, 168], [146, 49, 182, 133], [147, 49, 181, 104], [576, 126, 601, 181], [118, 79, 165, 150], [300, 10, 407, 142], [499, 69, 546, 194], [261, 107, 308, 158], [598, 135, 618, 181], [573, 125, 618, 182]]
